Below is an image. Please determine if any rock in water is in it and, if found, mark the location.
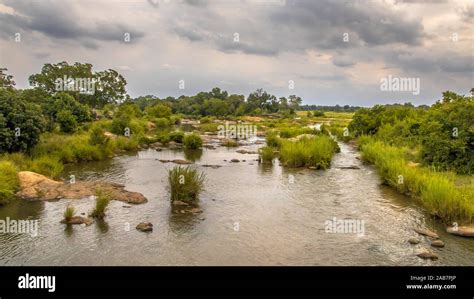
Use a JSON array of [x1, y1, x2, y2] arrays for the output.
[[446, 225, 474, 238], [414, 228, 439, 239], [430, 240, 445, 248], [136, 222, 153, 232], [417, 250, 438, 260], [60, 216, 93, 226], [230, 159, 240, 163], [17, 171, 147, 204], [171, 159, 192, 165], [408, 238, 420, 245]]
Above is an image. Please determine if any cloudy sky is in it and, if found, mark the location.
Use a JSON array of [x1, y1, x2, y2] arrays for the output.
[[0, 0, 472, 106]]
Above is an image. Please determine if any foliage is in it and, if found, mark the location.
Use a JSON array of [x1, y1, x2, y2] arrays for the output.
[[183, 133, 203, 149], [63, 205, 75, 221], [56, 110, 78, 133], [0, 161, 19, 205], [169, 131, 184, 143], [167, 166, 205, 203], [0, 89, 46, 153], [259, 146, 274, 163], [279, 136, 339, 169]]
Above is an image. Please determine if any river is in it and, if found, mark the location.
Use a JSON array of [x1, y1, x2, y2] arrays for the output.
[[0, 142, 473, 265]]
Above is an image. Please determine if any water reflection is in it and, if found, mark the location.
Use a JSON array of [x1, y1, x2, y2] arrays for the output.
[[184, 149, 203, 162]]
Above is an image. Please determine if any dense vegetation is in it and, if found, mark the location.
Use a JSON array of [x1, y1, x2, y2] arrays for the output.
[[168, 166, 206, 203]]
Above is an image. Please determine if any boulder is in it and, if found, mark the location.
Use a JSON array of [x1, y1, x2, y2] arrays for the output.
[[17, 171, 147, 204], [414, 228, 439, 239], [446, 225, 474, 237], [230, 159, 240, 163], [136, 222, 153, 232]]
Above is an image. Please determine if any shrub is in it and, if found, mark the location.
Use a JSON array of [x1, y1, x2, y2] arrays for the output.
[[0, 160, 19, 205], [155, 117, 169, 128], [200, 116, 214, 124], [183, 133, 203, 149], [167, 166, 205, 203], [90, 190, 111, 219], [63, 204, 75, 221], [199, 123, 219, 133], [156, 132, 170, 144], [57, 110, 78, 133], [0, 89, 46, 153], [169, 131, 184, 143], [145, 103, 172, 118], [259, 146, 274, 163]]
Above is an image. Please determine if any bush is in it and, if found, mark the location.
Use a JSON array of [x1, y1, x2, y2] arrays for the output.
[[200, 116, 214, 124], [145, 103, 172, 118], [63, 204, 75, 221], [155, 117, 169, 128], [169, 131, 184, 143], [156, 132, 170, 144], [0, 160, 19, 205], [279, 136, 339, 169], [0, 89, 45, 153], [183, 133, 203, 149], [57, 110, 78, 133], [167, 166, 205, 203], [90, 190, 111, 219]]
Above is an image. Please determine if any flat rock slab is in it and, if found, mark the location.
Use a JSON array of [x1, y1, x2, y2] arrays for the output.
[[171, 159, 192, 165], [446, 225, 474, 237], [17, 171, 147, 204], [60, 216, 93, 225], [414, 228, 439, 239]]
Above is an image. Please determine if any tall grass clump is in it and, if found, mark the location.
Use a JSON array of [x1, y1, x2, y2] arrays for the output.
[[168, 166, 205, 203], [29, 156, 64, 179], [259, 146, 274, 163], [266, 131, 281, 148], [0, 161, 19, 205], [183, 133, 203, 149], [360, 138, 474, 223], [90, 190, 111, 219], [279, 136, 339, 169], [63, 204, 75, 221]]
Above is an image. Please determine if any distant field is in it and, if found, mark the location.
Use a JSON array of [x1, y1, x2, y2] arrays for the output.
[[296, 111, 354, 120]]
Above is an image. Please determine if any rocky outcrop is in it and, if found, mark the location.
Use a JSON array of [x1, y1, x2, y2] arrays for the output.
[[446, 225, 474, 237], [17, 171, 147, 204], [236, 149, 258, 154]]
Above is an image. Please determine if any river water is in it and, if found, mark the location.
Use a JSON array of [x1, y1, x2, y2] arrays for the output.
[[1, 142, 473, 265]]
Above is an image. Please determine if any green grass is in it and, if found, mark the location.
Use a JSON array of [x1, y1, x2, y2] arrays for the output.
[[63, 204, 75, 221], [90, 190, 111, 219], [259, 146, 274, 163], [167, 166, 205, 203], [0, 161, 19, 205], [361, 138, 474, 223], [183, 133, 203, 149], [279, 135, 339, 169]]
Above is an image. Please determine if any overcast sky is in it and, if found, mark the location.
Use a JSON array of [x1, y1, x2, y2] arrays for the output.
[[0, 0, 472, 106]]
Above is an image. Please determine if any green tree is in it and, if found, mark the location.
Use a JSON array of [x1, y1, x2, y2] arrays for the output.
[[56, 110, 78, 133]]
